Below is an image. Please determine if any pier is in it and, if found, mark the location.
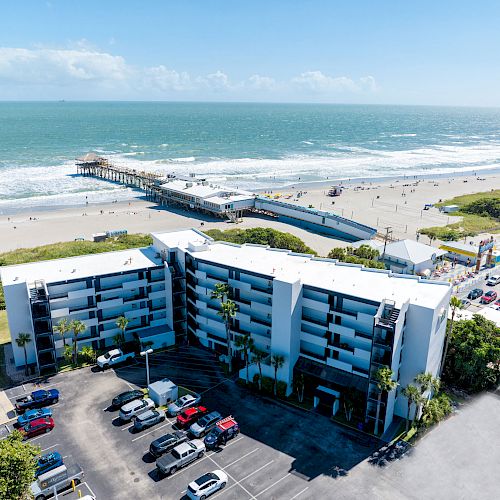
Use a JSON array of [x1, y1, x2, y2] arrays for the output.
[[76, 153, 376, 241], [76, 153, 164, 199]]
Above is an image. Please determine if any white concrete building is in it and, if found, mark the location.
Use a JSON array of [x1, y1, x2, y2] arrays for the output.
[[152, 229, 451, 434], [158, 178, 255, 218], [1, 247, 175, 374], [2, 228, 451, 434]]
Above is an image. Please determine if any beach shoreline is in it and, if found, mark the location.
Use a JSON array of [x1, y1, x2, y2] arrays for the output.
[[1, 169, 499, 256]]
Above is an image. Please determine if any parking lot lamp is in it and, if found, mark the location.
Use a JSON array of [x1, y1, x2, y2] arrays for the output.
[[140, 348, 153, 386]]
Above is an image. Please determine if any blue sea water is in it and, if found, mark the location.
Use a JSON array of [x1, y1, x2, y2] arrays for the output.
[[0, 102, 500, 213]]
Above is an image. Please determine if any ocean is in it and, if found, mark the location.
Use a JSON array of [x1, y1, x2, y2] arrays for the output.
[[1, 102, 500, 214]]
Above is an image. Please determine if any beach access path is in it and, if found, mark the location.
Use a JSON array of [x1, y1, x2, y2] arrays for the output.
[[0, 172, 499, 255]]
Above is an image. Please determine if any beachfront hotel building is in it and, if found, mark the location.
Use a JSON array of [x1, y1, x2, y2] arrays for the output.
[[2, 228, 451, 434]]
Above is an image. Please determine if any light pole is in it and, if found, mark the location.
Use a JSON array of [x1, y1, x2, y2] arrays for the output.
[[140, 348, 153, 387]]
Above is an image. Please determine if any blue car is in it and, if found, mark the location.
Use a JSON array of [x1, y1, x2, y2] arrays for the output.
[[17, 408, 53, 427], [15, 389, 59, 413], [35, 451, 63, 477]]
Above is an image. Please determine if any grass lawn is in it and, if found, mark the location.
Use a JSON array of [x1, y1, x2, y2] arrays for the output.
[[0, 310, 10, 345]]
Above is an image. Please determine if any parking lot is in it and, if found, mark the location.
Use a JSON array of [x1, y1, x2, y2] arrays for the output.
[[3, 346, 380, 499]]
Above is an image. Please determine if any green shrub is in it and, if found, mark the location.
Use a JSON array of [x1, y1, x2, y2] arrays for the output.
[[204, 228, 317, 255], [420, 393, 452, 427]]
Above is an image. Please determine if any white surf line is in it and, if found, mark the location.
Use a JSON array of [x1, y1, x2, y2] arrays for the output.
[[254, 472, 292, 497], [131, 421, 172, 442], [205, 453, 257, 500], [223, 448, 260, 468], [289, 486, 309, 499]]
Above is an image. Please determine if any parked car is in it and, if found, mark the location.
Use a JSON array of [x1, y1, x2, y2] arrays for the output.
[[149, 431, 189, 458], [493, 299, 500, 307], [187, 470, 228, 500], [15, 389, 59, 413], [468, 288, 483, 300], [20, 417, 55, 440], [35, 451, 63, 478], [111, 389, 144, 409], [97, 349, 135, 369], [204, 416, 239, 450], [17, 408, 52, 427], [176, 406, 208, 428], [156, 440, 206, 476], [119, 398, 155, 422], [460, 298, 471, 308], [133, 409, 166, 431], [486, 275, 500, 286], [167, 394, 201, 416], [189, 411, 222, 438], [481, 290, 498, 304], [31, 464, 84, 500]]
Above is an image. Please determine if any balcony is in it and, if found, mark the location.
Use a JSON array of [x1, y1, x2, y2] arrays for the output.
[[302, 315, 328, 328], [329, 341, 355, 354]]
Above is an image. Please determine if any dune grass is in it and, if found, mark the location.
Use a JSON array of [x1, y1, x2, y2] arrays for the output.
[[435, 189, 500, 208], [0, 310, 9, 345], [420, 190, 500, 241], [0, 234, 153, 309]]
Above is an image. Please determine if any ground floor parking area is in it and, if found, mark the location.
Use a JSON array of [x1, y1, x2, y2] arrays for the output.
[[2, 346, 498, 499]]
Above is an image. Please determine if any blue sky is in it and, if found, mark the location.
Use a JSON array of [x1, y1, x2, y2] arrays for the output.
[[1, 0, 499, 105]]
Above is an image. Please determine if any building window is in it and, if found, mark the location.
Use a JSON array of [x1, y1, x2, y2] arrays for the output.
[[335, 315, 341, 325], [332, 350, 339, 360]]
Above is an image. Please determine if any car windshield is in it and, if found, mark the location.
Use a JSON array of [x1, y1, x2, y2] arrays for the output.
[[195, 472, 217, 486], [486, 291, 495, 296], [103, 352, 112, 359]]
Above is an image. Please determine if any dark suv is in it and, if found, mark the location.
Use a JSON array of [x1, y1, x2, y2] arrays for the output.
[[468, 288, 483, 300], [149, 431, 189, 458]]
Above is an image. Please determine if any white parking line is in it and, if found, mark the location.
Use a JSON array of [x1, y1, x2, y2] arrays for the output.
[[254, 472, 291, 497], [121, 423, 134, 431], [28, 433, 54, 443], [238, 460, 274, 482], [130, 421, 172, 442], [224, 448, 260, 468], [289, 486, 309, 499], [41, 444, 58, 452], [205, 453, 257, 500]]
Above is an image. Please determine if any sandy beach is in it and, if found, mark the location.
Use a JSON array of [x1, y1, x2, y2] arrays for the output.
[[1, 172, 499, 256]]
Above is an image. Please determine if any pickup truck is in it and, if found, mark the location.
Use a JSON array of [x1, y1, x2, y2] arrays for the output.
[[97, 349, 135, 369], [156, 440, 205, 476], [15, 389, 59, 414], [31, 464, 84, 500]]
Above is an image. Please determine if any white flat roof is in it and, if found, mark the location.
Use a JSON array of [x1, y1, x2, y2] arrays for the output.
[[0, 246, 163, 287], [152, 228, 211, 250], [189, 241, 450, 309], [160, 179, 254, 203]]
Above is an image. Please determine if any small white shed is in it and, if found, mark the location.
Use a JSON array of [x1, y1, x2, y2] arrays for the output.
[[148, 378, 178, 407], [441, 205, 459, 213]]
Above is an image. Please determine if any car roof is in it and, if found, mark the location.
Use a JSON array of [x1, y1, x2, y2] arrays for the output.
[[137, 409, 156, 419], [174, 442, 193, 454], [30, 417, 50, 425], [33, 390, 48, 397]]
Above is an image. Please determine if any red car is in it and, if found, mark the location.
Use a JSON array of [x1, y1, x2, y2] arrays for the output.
[[19, 417, 54, 440], [481, 290, 497, 304], [176, 406, 208, 428]]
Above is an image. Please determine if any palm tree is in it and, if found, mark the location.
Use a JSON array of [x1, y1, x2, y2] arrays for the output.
[[373, 366, 398, 435], [116, 316, 129, 345], [402, 384, 422, 431], [54, 318, 70, 347], [439, 295, 462, 377], [234, 333, 254, 384], [211, 283, 237, 372], [16, 333, 32, 376], [271, 353, 285, 397], [414, 372, 440, 422], [69, 319, 86, 365], [250, 346, 267, 390]]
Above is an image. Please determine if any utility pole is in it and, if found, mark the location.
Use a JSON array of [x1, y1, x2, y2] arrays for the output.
[[382, 226, 393, 259]]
